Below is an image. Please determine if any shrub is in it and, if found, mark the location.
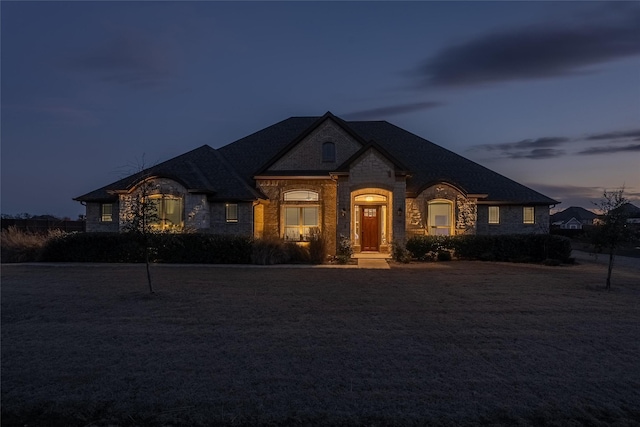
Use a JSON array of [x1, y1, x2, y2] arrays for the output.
[[405, 235, 451, 261], [336, 234, 353, 264], [40, 232, 253, 264], [437, 250, 452, 261], [308, 227, 327, 264], [391, 240, 411, 263]]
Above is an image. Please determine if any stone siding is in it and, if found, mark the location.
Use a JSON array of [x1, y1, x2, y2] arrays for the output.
[[270, 120, 362, 171], [348, 149, 396, 191], [476, 205, 549, 235], [406, 184, 474, 237]]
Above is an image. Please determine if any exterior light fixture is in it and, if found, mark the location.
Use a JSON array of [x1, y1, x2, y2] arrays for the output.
[[397, 207, 403, 216], [341, 208, 347, 217]]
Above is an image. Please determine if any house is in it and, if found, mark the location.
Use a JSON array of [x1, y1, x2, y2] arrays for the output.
[[550, 206, 597, 230], [75, 112, 558, 255]]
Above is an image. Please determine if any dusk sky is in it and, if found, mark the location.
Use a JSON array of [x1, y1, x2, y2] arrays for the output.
[[2, 1, 639, 218]]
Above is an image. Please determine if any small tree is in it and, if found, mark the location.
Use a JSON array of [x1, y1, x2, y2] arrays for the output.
[[121, 162, 160, 294], [591, 187, 633, 290]]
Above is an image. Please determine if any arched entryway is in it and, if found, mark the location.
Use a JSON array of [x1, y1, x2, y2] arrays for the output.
[[351, 190, 392, 253]]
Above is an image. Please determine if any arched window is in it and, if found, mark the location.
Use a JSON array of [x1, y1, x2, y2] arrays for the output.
[[322, 142, 336, 163], [284, 190, 319, 201], [428, 200, 453, 236]]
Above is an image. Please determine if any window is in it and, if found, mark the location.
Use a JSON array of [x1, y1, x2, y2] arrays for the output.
[[101, 203, 113, 222], [322, 142, 336, 163], [284, 207, 318, 241], [284, 190, 319, 201], [226, 203, 238, 223], [488, 206, 500, 224], [148, 195, 183, 231], [523, 207, 535, 224], [428, 201, 453, 235]]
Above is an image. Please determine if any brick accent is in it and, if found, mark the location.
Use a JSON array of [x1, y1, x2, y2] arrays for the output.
[[256, 179, 337, 255]]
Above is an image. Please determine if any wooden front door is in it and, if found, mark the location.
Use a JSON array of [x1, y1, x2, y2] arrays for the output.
[[361, 207, 379, 251]]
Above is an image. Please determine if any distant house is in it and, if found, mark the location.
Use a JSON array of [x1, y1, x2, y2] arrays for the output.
[[550, 206, 597, 230], [75, 112, 558, 255]]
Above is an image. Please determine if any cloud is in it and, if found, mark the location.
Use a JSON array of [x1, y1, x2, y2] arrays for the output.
[[343, 101, 443, 120], [524, 183, 640, 209], [577, 144, 640, 156], [507, 148, 566, 160], [472, 127, 640, 160], [473, 136, 570, 159], [417, 5, 640, 87], [584, 129, 640, 141], [66, 30, 175, 89]]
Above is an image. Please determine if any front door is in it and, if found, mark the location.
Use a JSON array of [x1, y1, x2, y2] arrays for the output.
[[361, 207, 379, 251]]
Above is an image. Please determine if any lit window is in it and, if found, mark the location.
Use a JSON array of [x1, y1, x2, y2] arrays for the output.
[[523, 207, 535, 224], [284, 190, 319, 201], [284, 207, 318, 241], [226, 203, 238, 223], [101, 203, 113, 222], [488, 206, 500, 224], [428, 201, 453, 235], [322, 142, 336, 163], [148, 195, 183, 231]]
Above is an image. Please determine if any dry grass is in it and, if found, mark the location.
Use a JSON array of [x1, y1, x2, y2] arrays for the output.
[[0, 227, 59, 262], [2, 261, 640, 426]]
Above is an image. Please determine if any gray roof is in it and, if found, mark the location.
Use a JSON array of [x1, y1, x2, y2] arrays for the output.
[[550, 207, 597, 223], [77, 113, 559, 205], [75, 145, 261, 202]]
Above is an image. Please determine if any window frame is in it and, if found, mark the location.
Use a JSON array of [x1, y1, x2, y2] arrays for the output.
[[283, 205, 319, 242], [101, 203, 113, 222], [523, 206, 535, 224], [488, 206, 500, 224], [427, 199, 454, 236], [225, 203, 238, 223], [147, 194, 184, 231]]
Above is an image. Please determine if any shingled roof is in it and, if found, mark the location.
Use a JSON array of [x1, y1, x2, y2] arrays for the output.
[[218, 114, 558, 205], [550, 206, 597, 223], [74, 145, 262, 202], [76, 113, 558, 206]]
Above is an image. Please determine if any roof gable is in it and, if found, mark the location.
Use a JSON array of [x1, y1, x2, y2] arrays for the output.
[[258, 112, 367, 174]]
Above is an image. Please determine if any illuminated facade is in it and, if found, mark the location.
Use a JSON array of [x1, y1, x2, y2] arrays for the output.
[[76, 112, 558, 255]]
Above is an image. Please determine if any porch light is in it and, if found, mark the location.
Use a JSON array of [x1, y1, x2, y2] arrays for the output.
[[397, 207, 403, 216], [341, 208, 347, 217]]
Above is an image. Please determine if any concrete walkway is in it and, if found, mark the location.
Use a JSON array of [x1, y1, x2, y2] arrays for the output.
[[357, 258, 391, 269]]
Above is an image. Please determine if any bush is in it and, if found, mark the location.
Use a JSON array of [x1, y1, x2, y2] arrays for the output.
[[391, 240, 411, 263], [251, 238, 311, 265], [405, 233, 572, 264], [40, 232, 253, 264], [308, 227, 327, 264], [437, 250, 452, 261], [336, 234, 353, 264], [405, 235, 451, 261]]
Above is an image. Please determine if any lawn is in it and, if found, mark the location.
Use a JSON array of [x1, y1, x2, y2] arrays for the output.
[[2, 261, 639, 426]]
